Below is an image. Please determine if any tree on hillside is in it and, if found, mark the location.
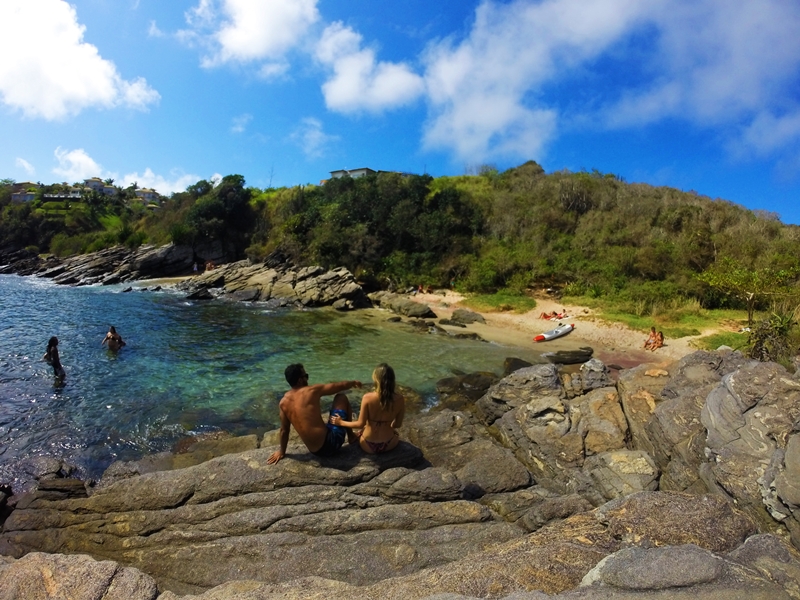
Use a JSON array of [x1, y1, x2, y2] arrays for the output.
[[697, 257, 799, 325]]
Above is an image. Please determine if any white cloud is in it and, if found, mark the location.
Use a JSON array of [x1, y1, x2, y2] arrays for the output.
[[121, 168, 206, 196], [181, 0, 319, 68], [15, 158, 35, 176], [737, 111, 800, 157], [417, 0, 800, 164], [604, 0, 800, 128], [148, 20, 165, 38], [0, 0, 160, 120], [230, 113, 252, 134], [53, 147, 107, 182], [316, 22, 425, 114], [258, 62, 290, 80], [420, 0, 652, 163], [290, 117, 338, 159]]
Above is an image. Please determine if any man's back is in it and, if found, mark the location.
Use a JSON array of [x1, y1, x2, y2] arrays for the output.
[[267, 364, 362, 464], [279, 385, 327, 452]]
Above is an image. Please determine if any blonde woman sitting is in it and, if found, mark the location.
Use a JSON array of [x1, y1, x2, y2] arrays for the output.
[[331, 363, 405, 454]]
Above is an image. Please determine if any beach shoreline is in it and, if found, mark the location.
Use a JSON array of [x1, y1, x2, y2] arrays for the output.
[[408, 290, 698, 369], [146, 274, 696, 369]]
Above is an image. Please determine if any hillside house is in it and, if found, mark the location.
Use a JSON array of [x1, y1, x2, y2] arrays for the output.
[[322, 167, 414, 184], [84, 177, 117, 196], [135, 188, 160, 202], [10, 182, 41, 203], [43, 186, 82, 200], [329, 167, 377, 179]]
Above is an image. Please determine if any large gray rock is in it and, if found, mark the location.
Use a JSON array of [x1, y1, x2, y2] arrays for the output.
[[179, 261, 371, 309], [474, 364, 562, 425], [492, 384, 629, 494], [700, 361, 800, 543], [368, 291, 438, 318], [404, 410, 532, 497], [449, 309, 486, 325], [0, 552, 158, 600]]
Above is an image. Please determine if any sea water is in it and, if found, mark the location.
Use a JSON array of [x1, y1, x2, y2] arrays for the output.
[[0, 274, 543, 489]]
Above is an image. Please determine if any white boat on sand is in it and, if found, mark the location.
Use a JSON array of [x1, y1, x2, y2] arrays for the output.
[[533, 322, 575, 342]]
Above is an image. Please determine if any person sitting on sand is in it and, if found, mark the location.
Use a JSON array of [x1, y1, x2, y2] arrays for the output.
[[650, 331, 665, 352], [267, 364, 362, 464], [331, 363, 405, 455], [101, 326, 126, 351], [43, 336, 66, 380], [643, 327, 657, 350]]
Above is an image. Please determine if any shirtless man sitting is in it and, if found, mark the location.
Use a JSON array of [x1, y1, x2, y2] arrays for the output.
[[266, 364, 362, 464]]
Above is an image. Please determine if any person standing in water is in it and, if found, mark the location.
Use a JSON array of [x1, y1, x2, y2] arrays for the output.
[[101, 326, 126, 351], [43, 336, 66, 380], [331, 363, 405, 454]]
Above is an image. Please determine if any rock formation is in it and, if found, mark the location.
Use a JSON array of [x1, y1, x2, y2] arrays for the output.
[[0, 244, 371, 309], [2, 349, 800, 599]]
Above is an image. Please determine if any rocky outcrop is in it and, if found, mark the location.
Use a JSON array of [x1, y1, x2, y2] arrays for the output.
[[0, 440, 524, 595], [3, 493, 798, 600], [3, 243, 372, 309], [368, 291, 438, 318], [4, 349, 800, 598], [449, 308, 486, 325], [176, 260, 371, 309]]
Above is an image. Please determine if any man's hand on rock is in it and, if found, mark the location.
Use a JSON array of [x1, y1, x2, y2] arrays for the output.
[[266, 450, 284, 465]]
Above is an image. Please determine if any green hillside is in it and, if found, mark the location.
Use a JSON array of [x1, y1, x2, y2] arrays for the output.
[[3, 164, 800, 331]]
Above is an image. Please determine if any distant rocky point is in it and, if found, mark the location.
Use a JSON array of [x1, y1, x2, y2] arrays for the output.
[[0, 244, 371, 310]]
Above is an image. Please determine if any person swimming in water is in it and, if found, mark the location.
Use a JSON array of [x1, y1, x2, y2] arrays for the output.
[[101, 326, 126, 351], [43, 336, 66, 380], [331, 363, 405, 455]]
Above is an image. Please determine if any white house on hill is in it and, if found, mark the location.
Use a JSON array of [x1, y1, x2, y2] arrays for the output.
[[329, 167, 377, 179], [10, 182, 40, 203], [84, 177, 116, 196], [135, 188, 159, 202]]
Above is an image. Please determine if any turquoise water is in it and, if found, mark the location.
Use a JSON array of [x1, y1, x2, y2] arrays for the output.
[[0, 274, 543, 488]]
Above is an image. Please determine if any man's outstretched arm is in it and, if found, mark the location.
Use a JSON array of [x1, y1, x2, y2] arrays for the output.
[[267, 406, 291, 464], [314, 380, 362, 396]]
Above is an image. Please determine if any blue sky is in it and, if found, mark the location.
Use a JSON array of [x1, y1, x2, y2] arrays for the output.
[[2, 0, 800, 223]]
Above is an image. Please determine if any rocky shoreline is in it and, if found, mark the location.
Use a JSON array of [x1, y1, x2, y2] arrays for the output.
[[1, 348, 799, 599], [0, 244, 373, 310], [2, 245, 800, 598]]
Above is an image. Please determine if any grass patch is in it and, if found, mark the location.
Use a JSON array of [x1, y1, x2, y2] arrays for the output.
[[99, 213, 123, 230], [461, 291, 537, 313], [694, 331, 749, 352], [562, 294, 747, 340]]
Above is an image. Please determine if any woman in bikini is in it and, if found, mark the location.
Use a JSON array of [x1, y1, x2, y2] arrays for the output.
[[330, 363, 405, 454], [643, 326, 657, 350]]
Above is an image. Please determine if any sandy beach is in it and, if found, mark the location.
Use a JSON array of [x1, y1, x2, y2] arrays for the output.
[[409, 290, 697, 369]]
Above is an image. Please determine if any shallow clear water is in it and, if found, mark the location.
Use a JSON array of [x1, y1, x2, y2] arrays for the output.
[[0, 274, 543, 488]]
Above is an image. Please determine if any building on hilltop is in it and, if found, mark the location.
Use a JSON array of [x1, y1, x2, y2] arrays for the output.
[[321, 167, 414, 185], [329, 167, 377, 179], [83, 177, 117, 196], [10, 181, 41, 203], [135, 188, 159, 202]]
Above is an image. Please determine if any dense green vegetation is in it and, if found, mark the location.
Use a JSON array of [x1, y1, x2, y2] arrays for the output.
[[4, 163, 800, 336]]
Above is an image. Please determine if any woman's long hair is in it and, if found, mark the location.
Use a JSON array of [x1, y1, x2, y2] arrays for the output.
[[373, 363, 396, 411], [46, 336, 58, 355]]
